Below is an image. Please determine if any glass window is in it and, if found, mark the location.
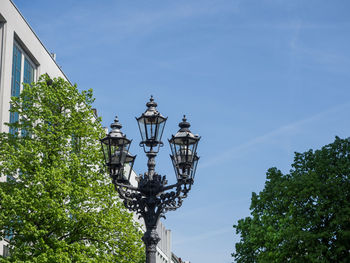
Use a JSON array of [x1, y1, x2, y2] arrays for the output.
[[21, 58, 34, 137], [9, 43, 36, 135], [0, 22, 4, 88], [23, 57, 34, 84], [3, 244, 10, 257], [9, 44, 22, 135], [4, 229, 13, 242]]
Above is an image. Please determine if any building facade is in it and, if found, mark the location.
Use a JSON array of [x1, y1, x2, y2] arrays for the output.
[[0, 1, 188, 262]]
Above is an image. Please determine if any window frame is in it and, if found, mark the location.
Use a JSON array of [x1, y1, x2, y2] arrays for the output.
[[13, 41, 37, 86]]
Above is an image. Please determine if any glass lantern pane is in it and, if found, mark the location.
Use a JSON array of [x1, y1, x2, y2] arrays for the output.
[[169, 139, 176, 156], [156, 120, 165, 142], [190, 154, 199, 180], [170, 155, 180, 180], [112, 143, 131, 164], [174, 143, 181, 158], [176, 145, 186, 164], [137, 117, 147, 142], [185, 145, 194, 163], [116, 153, 135, 184], [121, 164, 130, 182], [110, 145, 121, 165], [146, 120, 154, 140], [124, 157, 135, 183], [101, 141, 110, 165]]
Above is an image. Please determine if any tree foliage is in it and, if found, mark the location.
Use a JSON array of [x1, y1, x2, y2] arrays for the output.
[[0, 76, 145, 263], [233, 137, 350, 263]]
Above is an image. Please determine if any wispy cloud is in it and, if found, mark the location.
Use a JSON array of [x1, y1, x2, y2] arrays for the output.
[[200, 102, 350, 169], [284, 19, 350, 76], [292, 45, 350, 75]]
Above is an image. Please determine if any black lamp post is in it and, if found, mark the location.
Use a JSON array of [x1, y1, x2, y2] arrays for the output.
[[101, 96, 200, 263]]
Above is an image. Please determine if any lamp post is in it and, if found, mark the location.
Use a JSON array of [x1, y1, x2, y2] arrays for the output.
[[100, 96, 200, 263]]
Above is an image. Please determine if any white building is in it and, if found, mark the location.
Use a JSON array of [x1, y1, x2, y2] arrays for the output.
[[0, 1, 185, 262]]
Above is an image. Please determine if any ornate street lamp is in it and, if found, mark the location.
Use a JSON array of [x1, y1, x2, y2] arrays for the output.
[[100, 97, 200, 263]]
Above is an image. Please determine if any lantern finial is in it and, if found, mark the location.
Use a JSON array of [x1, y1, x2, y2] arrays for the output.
[[109, 116, 127, 140], [111, 116, 122, 130], [179, 115, 191, 131], [146, 95, 157, 109]]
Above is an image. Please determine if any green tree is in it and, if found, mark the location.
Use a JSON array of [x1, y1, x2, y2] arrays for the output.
[[233, 137, 350, 263], [0, 76, 145, 263]]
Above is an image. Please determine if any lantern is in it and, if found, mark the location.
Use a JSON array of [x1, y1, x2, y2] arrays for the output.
[[136, 96, 167, 153], [100, 116, 135, 184], [169, 115, 200, 182]]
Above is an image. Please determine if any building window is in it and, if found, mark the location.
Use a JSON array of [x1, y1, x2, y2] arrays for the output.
[[0, 22, 5, 89], [24, 57, 34, 84], [9, 44, 21, 135], [9, 42, 36, 135], [3, 244, 10, 257]]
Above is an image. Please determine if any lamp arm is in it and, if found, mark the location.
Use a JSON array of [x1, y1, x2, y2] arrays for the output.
[[158, 181, 192, 215], [115, 185, 146, 215], [114, 182, 140, 192], [162, 179, 192, 192], [162, 182, 182, 191], [114, 184, 135, 203]]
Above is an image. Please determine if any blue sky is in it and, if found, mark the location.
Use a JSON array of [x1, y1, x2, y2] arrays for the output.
[[12, 0, 350, 262]]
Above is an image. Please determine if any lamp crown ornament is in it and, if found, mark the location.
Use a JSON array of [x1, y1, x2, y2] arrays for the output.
[[178, 115, 191, 131], [142, 95, 165, 119], [109, 116, 127, 139], [146, 95, 157, 108], [111, 116, 122, 129]]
